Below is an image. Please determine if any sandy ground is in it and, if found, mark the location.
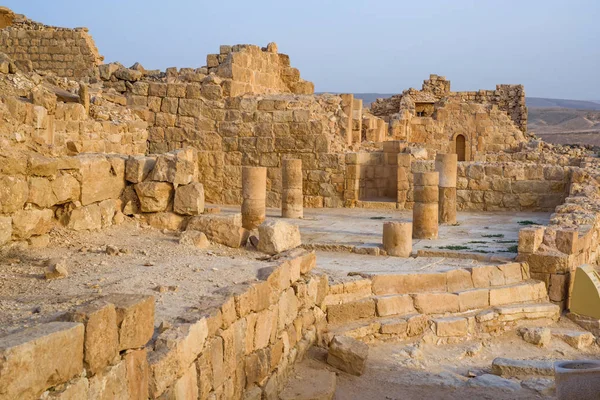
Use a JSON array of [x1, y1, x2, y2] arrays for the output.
[[300, 317, 600, 400], [0, 219, 277, 336]]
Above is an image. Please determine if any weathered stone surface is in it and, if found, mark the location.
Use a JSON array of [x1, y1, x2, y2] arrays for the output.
[[88, 359, 129, 399], [327, 335, 368, 376], [174, 182, 205, 216], [0, 216, 12, 245], [375, 295, 415, 317], [124, 349, 149, 400], [125, 155, 156, 183], [0, 322, 84, 399], [12, 209, 54, 239], [179, 230, 209, 248], [67, 203, 102, 231], [327, 299, 376, 324], [28, 177, 58, 208], [160, 362, 198, 400], [433, 316, 468, 337], [257, 219, 301, 255], [0, 176, 28, 213], [103, 294, 155, 351], [145, 212, 187, 231], [52, 174, 80, 204], [412, 292, 459, 314], [551, 329, 595, 349], [45, 258, 68, 280], [518, 327, 551, 347], [59, 299, 119, 375], [491, 357, 555, 377], [134, 181, 173, 212], [79, 155, 125, 206], [187, 214, 249, 248]]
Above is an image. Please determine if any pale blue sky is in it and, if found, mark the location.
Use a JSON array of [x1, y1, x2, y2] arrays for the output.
[[5, 0, 599, 100]]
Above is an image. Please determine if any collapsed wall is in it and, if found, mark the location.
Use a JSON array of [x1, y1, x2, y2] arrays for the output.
[[0, 7, 102, 78]]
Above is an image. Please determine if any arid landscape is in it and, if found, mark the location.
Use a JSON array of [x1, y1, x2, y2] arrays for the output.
[[0, 3, 599, 400]]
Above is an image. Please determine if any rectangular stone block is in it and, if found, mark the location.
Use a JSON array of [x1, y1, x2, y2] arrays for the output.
[[371, 273, 447, 295], [103, 294, 155, 351], [375, 295, 415, 317], [59, 299, 119, 375], [518, 227, 545, 254], [412, 293, 459, 314], [433, 317, 468, 337], [458, 288, 489, 311], [326, 299, 376, 324], [0, 322, 84, 399]]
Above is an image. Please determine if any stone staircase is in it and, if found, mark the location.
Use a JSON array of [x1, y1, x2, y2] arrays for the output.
[[321, 262, 561, 345]]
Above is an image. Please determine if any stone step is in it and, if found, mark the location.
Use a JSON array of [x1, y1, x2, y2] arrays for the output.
[[326, 280, 548, 325], [279, 361, 337, 400], [491, 357, 555, 377], [322, 262, 531, 308], [324, 302, 560, 344]]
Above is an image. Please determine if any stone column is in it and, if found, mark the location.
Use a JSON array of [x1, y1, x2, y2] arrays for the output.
[[435, 153, 457, 225], [383, 222, 412, 257], [282, 158, 303, 218], [412, 172, 439, 239], [242, 166, 266, 230]]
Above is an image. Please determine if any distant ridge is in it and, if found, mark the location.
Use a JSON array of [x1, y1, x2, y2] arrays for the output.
[[319, 93, 600, 111]]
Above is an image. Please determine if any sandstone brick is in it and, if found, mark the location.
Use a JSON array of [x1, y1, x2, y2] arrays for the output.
[[174, 182, 205, 216], [326, 298, 376, 324], [160, 362, 199, 400], [518, 227, 545, 254], [371, 273, 447, 295], [375, 295, 415, 317], [59, 299, 119, 375], [327, 335, 368, 376], [103, 294, 155, 351], [257, 219, 301, 255], [412, 292, 459, 314], [88, 360, 129, 399], [0, 175, 28, 213], [433, 316, 468, 337], [0, 322, 84, 399], [134, 181, 173, 212], [125, 155, 156, 183], [12, 208, 54, 239], [457, 288, 489, 311], [124, 349, 149, 400], [79, 155, 125, 206], [187, 214, 249, 248]]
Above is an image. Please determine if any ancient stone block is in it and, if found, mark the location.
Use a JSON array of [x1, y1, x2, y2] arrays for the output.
[[179, 230, 209, 248], [326, 299, 375, 324], [186, 214, 249, 248], [134, 181, 173, 212], [12, 209, 54, 239], [88, 360, 129, 399], [67, 203, 102, 231], [433, 316, 468, 337], [412, 292, 459, 314], [327, 335, 368, 376], [257, 219, 301, 255], [52, 173, 80, 204], [375, 295, 415, 317], [174, 182, 205, 216], [79, 155, 125, 206], [125, 155, 156, 183], [124, 348, 149, 400], [518, 327, 551, 347], [518, 226, 545, 254], [103, 294, 155, 351], [382, 222, 412, 257], [0, 216, 12, 245], [0, 175, 28, 213], [59, 299, 119, 375], [457, 288, 489, 311], [0, 322, 84, 399]]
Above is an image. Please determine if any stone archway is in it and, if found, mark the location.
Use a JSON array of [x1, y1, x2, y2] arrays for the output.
[[456, 134, 466, 161]]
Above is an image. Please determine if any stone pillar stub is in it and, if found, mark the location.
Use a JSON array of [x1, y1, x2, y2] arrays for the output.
[[282, 158, 303, 218], [383, 222, 412, 257], [413, 171, 439, 239], [242, 166, 266, 230], [435, 153, 457, 224]]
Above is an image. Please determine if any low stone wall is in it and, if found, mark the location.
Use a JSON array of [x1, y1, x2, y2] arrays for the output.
[[0, 148, 204, 247], [517, 158, 600, 310], [0, 10, 102, 78], [0, 250, 328, 400]]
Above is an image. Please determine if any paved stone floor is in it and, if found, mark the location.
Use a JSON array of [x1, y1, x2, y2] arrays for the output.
[[218, 206, 551, 280]]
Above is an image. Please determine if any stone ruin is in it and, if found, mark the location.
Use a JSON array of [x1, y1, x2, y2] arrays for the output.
[[0, 7, 599, 400]]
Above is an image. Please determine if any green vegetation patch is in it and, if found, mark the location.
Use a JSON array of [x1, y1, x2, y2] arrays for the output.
[[482, 234, 504, 238], [518, 220, 538, 226], [438, 245, 470, 251]]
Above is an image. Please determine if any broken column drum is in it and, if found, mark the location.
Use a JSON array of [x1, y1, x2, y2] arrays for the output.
[[241, 166, 266, 230], [382, 221, 412, 257], [435, 153, 457, 224], [412, 172, 439, 239], [282, 158, 303, 218]]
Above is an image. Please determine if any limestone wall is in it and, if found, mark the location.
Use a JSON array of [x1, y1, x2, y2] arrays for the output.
[[517, 157, 600, 309], [0, 148, 206, 247], [0, 250, 328, 400], [208, 43, 314, 96], [0, 10, 102, 78]]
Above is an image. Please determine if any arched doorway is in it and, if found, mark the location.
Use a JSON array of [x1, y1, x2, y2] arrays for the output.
[[456, 134, 466, 161]]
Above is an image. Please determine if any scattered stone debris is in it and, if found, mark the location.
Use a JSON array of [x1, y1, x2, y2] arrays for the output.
[[105, 245, 120, 256], [518, 327, 551, 347], [327, 335, 369, 376], [178, 230, 209, 248], [257, 219, 301, 255], [44, 258, 68, 280], [551, 329, 595, 349]]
